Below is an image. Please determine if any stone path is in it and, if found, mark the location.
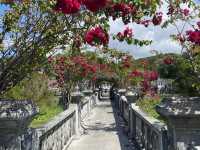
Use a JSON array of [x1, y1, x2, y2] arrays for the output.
[[67, 100, 139, 150]]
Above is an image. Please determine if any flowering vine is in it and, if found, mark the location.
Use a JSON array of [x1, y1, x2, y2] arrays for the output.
[[85, 26, 109, 46]]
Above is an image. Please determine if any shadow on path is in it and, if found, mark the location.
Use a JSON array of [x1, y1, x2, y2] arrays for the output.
[[110, 100, 140, 150]]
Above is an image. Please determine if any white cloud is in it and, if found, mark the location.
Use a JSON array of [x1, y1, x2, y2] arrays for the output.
[[108, 1, 199, 59], [108, 18, 182, 59]]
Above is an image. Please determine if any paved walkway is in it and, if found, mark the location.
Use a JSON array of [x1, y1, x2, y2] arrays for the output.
[[67, 100, 139, 150]]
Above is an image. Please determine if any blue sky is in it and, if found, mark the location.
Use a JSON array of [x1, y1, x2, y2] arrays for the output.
[[0, 4, 9, 12]]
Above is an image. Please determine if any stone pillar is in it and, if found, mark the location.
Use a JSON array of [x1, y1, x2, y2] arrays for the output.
[[118, 89, 127, 114], [125, 90, 138, 104], [125, 91, 138, 136], [94, 88, 99, 104], [116, 91, 121, 110], [82, 89, 93, 114], [156, 97, 200, 150], [118, 89, 127, 96], [129, 107, 136, 139], [71, 90, 84, 136]]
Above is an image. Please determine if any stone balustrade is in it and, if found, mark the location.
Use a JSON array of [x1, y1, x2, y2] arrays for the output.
[[112, 90, 168, 150], [130, 104, 168, 150], [2, 87, 199, 150], [0, 91, 97, 150]]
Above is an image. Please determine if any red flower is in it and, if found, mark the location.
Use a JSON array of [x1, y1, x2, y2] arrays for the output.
[[163, 57, 173, 65], [142, 71, 158, 81], [117, 27, 133, 41], [48, 56, 54, 63], [123, 62, 131, 68], [141, 80, 150, 92], [167, 5, 174, 15], [149, 71, 158, 81], [117, 32, 124, 41], [129, 70, 142, 77], [137, 20, 151, 27], [85, 26, 109, 46], [186, 30, 200, 45], [152, 12, 162, 26], [83, 0, 107, 12], [123, 27, 133, 38], [113, 3, 135, 16], [181, 8, 189, 16], [55, 0, 80, 14]]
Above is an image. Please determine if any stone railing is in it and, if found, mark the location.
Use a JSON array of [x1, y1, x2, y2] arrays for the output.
[[112, 90, 168, 150], [34, 105, 77, 150], [0, 91, 98, 150], [130, 104, 168, 150]]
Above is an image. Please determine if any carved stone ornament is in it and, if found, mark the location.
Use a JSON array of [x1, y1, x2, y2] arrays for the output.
[[0, 99, 38, 145]]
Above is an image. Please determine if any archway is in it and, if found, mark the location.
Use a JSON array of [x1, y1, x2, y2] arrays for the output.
[[94, 75, 119, 100]]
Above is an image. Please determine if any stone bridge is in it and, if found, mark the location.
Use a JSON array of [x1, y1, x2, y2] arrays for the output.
[[67, 100, 138, 150], [0, 85, 200, 150]]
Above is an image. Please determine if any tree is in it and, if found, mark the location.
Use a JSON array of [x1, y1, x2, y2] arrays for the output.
[[0, 0, 197, 95]]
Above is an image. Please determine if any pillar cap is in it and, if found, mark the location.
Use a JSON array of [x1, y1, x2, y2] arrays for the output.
[[0, 99, 38, 144], [156, 96, 200, 118], [118, 89, 126, 95]]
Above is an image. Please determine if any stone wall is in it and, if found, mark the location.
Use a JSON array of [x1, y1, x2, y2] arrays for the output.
[[113, 91, 168, 150], [0, 93, 97, 150]]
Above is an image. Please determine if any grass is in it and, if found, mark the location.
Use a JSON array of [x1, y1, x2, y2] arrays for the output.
[[136, 97, 165, 122], [2, 72, 64, 128], [30, 96, 63, 128]]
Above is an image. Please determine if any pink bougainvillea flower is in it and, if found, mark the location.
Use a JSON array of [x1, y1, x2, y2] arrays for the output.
[[186, 30, 200, 45], [129, 70, 143, 77], [123, 27, 133, 38], [167, 4, 174, 15], [141, 80, 150, 92], [83, 0, 107, 12], [108, 2, 136, 24], [137, 19, 151, 27], [149, 71, 158, 81], [181, 8, 190, 16], [85, 26, 109, 46], [48, 56, 54, 63], [117, 32, 124, 41], [117, 27, 133, 41], [163, 57, 174, 65], [152, 12, 163, 26], [55, 0, 81, 14], [113, 3, 135, 16]]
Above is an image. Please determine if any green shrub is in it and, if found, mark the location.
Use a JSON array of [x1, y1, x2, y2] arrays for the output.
[[3, 72, 63, 127], [3, 73, 50, 101], [30, 95, 63, 128], [136, 97, 164, 122]]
